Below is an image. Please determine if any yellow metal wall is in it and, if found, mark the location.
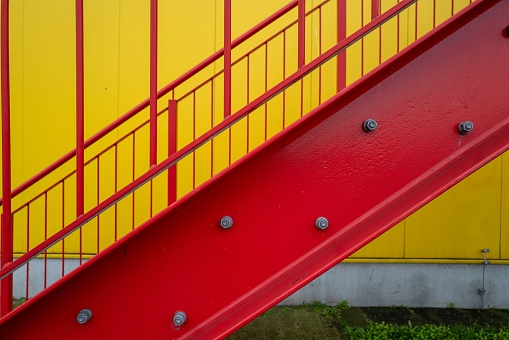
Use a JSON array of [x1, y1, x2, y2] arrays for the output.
[[2, 0, 507, 262]]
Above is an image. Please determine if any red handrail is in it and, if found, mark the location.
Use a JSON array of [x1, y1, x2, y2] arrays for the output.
[[0, 0, 299, 207], [0, 0, 417, 282]]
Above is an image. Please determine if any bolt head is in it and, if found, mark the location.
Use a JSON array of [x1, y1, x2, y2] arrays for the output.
[[458, 121, 474, 135], [220, 216, 233, 229], [77, 309, 92, 324], [363, 119, 378, 132], [174, 311, 187, 327], [315, 217, 329, 230]]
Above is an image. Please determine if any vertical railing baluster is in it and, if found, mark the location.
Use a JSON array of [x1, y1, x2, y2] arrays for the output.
[[168, 100, 177, 205], [298, 0, 305, 68], [337, 0, 346, 91], [26, 206, 30, 300], [43, 193, 48, 290], [264, 43, 268, 141], [361, 0, 365, 76], [150, 0, 158, 166], [96, 159, 100, 252], [246, 56, 250, 151], [318, 7, 322, 103], [282, 33, 286, 129], [224, 0, 232, 118], [61, 182, 65, 277], [1, 0, 13, 317], [192, 92, 196, 189], [76, 0, 85, 217], [372, 0, 380, 19], [114, 145, 118, 241]]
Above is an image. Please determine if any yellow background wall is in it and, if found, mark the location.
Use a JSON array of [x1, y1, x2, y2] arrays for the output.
[[2, 0, 507, 262]]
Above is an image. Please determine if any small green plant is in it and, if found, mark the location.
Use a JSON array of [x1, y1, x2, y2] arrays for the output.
[[446, 302, 456, 309], [337, 300, 350, 310], [13, 297, 26, 309]]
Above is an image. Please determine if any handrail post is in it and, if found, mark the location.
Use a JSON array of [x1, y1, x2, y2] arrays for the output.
[[168, 100, 177, 205], [372, 0, 380, 19], [76, 0, 85, 217], [337, 0, 346, 91], [298, 0, 305, 68], [224, 0, 232, 118], [1, 0, 13, 317], [150, 0, 158, 165]]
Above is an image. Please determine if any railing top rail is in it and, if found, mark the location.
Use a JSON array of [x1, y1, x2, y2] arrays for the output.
[[0, 0, 418, 282], [0, 0, 299, 207]]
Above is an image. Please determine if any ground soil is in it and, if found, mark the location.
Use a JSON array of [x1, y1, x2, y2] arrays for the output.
[[227, 305, 509, 339]]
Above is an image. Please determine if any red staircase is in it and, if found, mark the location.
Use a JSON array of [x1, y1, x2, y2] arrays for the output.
[[1, 0, 509, 338]]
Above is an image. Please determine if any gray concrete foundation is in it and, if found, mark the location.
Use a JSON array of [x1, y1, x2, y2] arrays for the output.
[[283, 263, 509, 309]]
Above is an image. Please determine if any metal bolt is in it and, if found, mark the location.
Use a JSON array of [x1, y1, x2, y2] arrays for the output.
[[174, 311, 187, 327], [220, 216, 233, 229], [482, 248, 490, 253], [77, 309, 92, 324], [484, 260, 491, 265], [363, 119, 378, 132], [458, 121, 474, 135], [315, 217, 329, 230]]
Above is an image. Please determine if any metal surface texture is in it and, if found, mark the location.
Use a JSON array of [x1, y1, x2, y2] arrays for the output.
[[0, 1, 507, 338]]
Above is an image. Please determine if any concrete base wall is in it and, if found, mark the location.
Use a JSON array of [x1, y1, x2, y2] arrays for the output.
[[13, 260, 508, 309], [13, 259, 86, 299], [282, 263, 509, 309]]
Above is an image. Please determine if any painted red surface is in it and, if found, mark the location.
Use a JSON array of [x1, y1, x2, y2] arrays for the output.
[[1, 0, 508, 338]]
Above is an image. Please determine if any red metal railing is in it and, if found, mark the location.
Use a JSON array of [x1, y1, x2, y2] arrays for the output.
[[0, 0, 476, 316]]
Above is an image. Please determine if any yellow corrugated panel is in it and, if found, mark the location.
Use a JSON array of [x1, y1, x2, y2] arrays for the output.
[[404, 157, 503, 259], [351, 221, 405, 258]]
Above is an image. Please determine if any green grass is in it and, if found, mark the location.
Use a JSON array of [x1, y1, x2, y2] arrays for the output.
[[344, 321, 509, 340], [13, 297, 26, 309]]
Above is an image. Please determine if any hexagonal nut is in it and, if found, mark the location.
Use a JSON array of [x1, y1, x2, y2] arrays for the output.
[[458, 121, 474, 135], [174, 311, 187, 327], [77, 309, 92, 324], [220, 216, 233, 229], [315, 217, 329, 230], [363, 119, 378, 132]]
